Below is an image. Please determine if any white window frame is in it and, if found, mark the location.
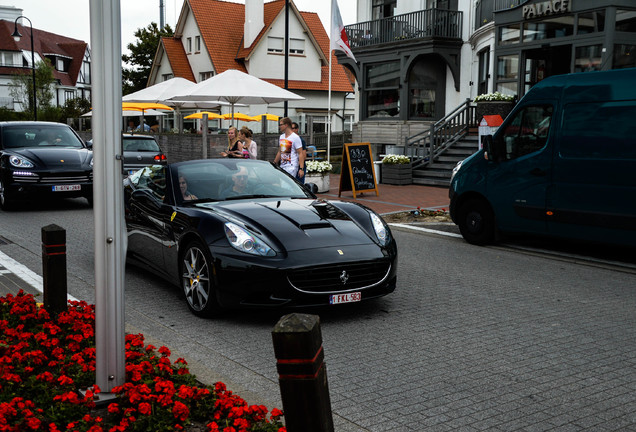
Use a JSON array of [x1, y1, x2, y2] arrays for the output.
[[290, 38, 305, 55]]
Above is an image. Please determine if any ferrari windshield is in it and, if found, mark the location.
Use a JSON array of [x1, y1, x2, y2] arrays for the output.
[[1, 125, 85, 149], [170, 159, 312, 204]]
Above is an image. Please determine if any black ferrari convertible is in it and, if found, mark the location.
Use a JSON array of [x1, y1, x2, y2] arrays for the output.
[[124, 159, 397, 317]]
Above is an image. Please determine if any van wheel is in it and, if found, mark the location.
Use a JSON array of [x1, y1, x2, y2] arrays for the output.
[[180, 241, 220, 318], [458, 199, 495, 245]]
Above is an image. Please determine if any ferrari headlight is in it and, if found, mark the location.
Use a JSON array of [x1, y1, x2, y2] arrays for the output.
[[224, 222, 275, 257], [370, 212, 389, 246], [9, 155, 34, 168]]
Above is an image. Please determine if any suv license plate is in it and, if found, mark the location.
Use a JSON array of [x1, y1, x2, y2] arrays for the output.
[[52, 185, 81, 192], [330, 292, 361, 305]]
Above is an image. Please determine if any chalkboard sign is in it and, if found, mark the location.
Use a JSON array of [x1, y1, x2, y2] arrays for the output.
[[339, 143, 379, 199]]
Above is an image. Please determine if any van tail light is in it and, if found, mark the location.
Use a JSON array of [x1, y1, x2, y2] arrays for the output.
[[154, 154, 167, 162]]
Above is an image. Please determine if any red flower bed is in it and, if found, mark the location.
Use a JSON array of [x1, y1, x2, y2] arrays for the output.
[[0, 291, 286, 432]]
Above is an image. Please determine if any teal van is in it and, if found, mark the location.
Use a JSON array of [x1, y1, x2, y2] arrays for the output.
[[449, 68, 636, 246]]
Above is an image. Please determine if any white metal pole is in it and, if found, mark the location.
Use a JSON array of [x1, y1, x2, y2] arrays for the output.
[[327, 2, 333, 164], [90, 0, 126, 393]]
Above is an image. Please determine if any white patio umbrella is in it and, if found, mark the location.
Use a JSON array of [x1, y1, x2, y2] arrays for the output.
[[122, 77, 197, 103], [169, 69, 305, 125]]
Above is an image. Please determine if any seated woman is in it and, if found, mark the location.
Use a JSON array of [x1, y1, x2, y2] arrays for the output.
[[179, 175, 198, 201]]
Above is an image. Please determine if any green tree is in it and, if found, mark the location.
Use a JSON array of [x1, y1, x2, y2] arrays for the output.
[[9, 59, 56, 119], [59, 97, 92, 121], [122, 22, 174, 95]]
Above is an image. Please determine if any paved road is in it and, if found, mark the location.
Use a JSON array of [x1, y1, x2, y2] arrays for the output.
[[1, 199, 635, 431]]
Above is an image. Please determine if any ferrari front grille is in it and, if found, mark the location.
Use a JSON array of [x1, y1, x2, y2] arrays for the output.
[[288, 261, 392, 293]]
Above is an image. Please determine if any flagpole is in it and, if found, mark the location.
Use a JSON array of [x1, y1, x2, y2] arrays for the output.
[[327, 1, 333, 167]]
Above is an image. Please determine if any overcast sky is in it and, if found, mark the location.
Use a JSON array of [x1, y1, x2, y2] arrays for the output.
[[12, 0, 357, 54]]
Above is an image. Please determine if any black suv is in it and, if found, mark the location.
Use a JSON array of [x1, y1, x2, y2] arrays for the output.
[[0, 122, 93, 210]]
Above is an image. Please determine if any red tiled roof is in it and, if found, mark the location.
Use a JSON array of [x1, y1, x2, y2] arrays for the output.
[[161, 38, 196, 82], [0, 20, 87, 87], [188, 0, 248, 74], [165, 0, 354, 92]]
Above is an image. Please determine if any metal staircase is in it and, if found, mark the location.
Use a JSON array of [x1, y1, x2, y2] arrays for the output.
[[404, 99, 479, 187]]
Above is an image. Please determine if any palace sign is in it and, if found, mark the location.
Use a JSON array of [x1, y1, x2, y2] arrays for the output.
[[523, 0, 572, 19]]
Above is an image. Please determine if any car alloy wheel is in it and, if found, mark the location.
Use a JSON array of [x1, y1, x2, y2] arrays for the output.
[[181, 241, 219, 317]]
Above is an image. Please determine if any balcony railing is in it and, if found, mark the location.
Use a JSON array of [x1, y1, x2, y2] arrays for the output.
[[345, 9, 463, 49]]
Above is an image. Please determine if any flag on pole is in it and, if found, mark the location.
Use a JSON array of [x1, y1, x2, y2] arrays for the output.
[[331, 0, 356, 62]]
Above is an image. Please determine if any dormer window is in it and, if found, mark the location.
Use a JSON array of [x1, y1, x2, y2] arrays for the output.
[[267, 36, 284, 53], [290, 38, 305, 55]]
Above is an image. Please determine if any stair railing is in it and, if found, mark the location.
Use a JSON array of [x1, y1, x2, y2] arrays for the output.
[[405, 98, 477, 168]]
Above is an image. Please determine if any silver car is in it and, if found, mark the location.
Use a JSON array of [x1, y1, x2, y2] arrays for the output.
[[121, 134, 167, 175], [88, 134, 167, 175]]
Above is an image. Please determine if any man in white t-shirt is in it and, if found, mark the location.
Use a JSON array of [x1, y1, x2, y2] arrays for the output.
[[274, 117, 304, 177]]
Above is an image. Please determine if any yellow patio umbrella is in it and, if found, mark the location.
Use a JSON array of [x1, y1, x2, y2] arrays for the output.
[[184, 111, 224, 120], [221, 112, 257, 122], [249, 113, 280, 121], [122, 102, 173, 111]]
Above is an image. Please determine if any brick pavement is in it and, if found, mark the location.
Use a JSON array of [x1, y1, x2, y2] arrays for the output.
[[318, 174, 450, 215]]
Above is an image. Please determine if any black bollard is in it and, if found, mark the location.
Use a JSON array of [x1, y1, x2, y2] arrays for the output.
[[272, 313, 334, 432], [41, 224, 67, 315]]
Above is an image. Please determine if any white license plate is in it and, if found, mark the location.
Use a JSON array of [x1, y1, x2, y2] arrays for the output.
[[330, 292, 361, 305], [128, 170, 138, 176], [52, 184, 81, 192]]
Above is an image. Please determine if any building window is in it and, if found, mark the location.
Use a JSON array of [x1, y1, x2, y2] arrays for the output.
[[344, 115, 354, 132], [186, 37, 192, 53], [200, 71, 214, 81], [290, 38, 304, 55], [64, 90, 74, 101], [408, 59, 437, 119], [577, 10, 605, 34], [496, 54, 518, 96], [616, 9, 636, 32], [365, 61, 400, 119], [372, 0, 396, 20], [498, 24, 520, 45], [267, 37, 284, 53], [478, 49, 490, 95], [613, 44, 636, 69], [57, 58, 66, 72], [195, 36, 201, 52], [162, 73, 174, 81], [523, 16, 574, 42], [574, 45, 602, 73]]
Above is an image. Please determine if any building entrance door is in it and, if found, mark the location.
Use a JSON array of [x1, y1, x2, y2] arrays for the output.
[[523, 45, 571, 94]]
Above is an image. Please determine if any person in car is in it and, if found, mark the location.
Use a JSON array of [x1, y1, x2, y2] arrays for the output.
[[179, 175, 198, 201]]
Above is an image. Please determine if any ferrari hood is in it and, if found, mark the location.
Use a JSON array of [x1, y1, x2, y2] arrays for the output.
[[210, 198, 377, 252], [10, 147, 92, 168]]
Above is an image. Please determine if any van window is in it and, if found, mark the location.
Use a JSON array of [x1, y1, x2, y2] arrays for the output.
[[499, 105, 553, 160], [560, 101, 636, 160]]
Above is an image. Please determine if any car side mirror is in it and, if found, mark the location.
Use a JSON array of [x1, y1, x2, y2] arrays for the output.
[[85, 141, 93, 150], [305, 183, 319, 195], [483, 135, 504, 162]]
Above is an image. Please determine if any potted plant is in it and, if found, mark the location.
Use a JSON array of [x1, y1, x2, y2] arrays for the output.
[[381, 154, 412, 185], [304, 160, 333, 193], [474, 91, 516, 122]]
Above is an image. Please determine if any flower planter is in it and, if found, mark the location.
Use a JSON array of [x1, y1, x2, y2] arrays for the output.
[[305, 173, 330, 193], [475, 101, 515, 123], [381, 163, 412, 185]]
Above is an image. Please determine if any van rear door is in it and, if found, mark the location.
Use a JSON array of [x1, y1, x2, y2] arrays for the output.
[[487, 103, 555, 235]]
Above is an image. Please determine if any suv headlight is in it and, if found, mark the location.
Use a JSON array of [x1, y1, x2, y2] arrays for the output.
[[224, 222, 276, 256], [370, 212, 389, 246], [9, 155, 34, 168]]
